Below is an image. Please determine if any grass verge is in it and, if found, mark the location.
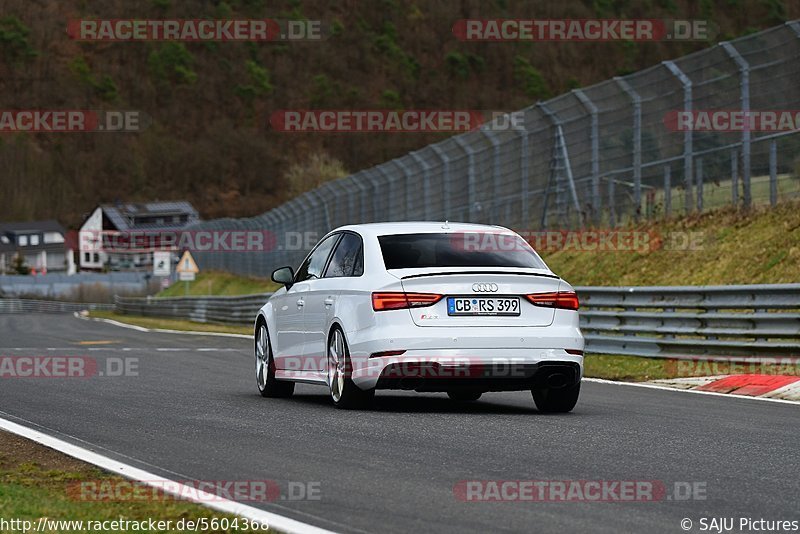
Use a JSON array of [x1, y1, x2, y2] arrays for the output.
[[0, 431, 273, 533], [543, 199, 800, 285], [89, 310, 251, 336], [584, 354, 798, 381], [157, 271, 278, 298]]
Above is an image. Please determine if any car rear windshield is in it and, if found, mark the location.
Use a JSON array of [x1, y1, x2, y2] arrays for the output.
[[378, 232, 547, 269]]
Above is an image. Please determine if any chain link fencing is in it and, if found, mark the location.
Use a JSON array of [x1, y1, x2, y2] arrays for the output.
[[190, 22, 800, 277]]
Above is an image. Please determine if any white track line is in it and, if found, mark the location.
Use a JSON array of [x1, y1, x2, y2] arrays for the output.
[[0, 416, 336, 534], [75, 312, 250, 339], [584, 377, 800, 406]]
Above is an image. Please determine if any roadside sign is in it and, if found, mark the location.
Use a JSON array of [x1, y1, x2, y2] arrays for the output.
[[176, 250, 199, 274], [153, 251, 171, 277], [179, 271, 196, 282]]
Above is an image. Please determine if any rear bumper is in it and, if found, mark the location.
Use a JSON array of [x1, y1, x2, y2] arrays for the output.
[[350, 348, 583, 391]]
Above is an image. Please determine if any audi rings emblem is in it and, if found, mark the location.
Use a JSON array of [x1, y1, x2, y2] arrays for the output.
[[472, 283, 499, 292]]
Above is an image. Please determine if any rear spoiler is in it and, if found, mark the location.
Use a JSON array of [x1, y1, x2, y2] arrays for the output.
[[399, 270, 560, 280]]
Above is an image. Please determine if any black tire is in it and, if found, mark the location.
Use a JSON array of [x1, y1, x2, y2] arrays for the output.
[[447, 390, 482, 402], [327, 326, 374, 409], [255, 320, 294, 398], [532, 382, 580, 413]]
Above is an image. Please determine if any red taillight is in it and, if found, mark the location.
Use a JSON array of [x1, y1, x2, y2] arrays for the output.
[[371, 292, 443, 311], [525, 291, 580, 311]]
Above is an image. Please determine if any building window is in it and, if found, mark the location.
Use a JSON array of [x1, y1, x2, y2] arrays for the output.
[[43, 232, 64, 244], [19, 235, 28, 246], [84, 252, 91, 262], [30, 235, 40, 246], [93, 253, 100, 263]]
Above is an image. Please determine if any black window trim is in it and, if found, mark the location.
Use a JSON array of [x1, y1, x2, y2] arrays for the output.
[[322, 230, 365, 279], [294, 232, 342, 283]]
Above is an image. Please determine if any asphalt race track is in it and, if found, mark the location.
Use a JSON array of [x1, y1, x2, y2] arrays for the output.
[[1, 313, 798, 533]]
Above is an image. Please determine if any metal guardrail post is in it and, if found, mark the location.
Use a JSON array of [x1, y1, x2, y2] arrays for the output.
[[572, 89, 600, 225], [721, 41, 751, 209], [663, 60, 693, 214], [613, 77, 642, 221], [454, 137, 477, 221], [409, 151, 433, 220], [663, 166, 671, 218], [430, 145, 451, 218]]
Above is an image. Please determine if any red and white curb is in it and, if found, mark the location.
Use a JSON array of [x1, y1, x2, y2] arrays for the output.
[[648, 374, 800, 401]]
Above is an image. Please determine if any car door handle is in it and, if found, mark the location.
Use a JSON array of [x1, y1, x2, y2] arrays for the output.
[[296, 299, 305, 307], [324, 297, 335, 306]]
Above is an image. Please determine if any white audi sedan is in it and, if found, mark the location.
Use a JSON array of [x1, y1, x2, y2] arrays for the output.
[[254, 222, 584, 411]]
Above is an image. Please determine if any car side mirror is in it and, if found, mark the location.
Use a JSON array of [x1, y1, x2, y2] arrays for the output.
[[271, 266, 294, 289]]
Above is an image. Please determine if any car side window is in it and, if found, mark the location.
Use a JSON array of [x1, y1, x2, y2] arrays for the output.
[[324, 233, 364, 278], [295, 234, 341, 282]]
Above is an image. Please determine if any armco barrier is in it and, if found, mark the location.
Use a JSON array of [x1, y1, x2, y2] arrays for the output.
[[113, 284, 800, 359], [579, 284, 800, 359], [0, 299, 114, 314], [115, 294, 270, 325]]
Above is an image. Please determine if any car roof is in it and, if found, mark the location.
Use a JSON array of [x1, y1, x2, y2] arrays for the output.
[[332, 222, 514, 238]]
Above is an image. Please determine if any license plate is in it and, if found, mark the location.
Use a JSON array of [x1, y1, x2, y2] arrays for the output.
[[447, 296, 520, 316]]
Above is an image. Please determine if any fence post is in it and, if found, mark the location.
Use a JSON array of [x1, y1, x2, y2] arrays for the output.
[[664, 166, 671, 218], [431, 145, 451, 219], [696, 158, 703, 212], [454, 137, 477, 221], [410, 151, 433, 220], [663, 60, 693, 214], [537, 102, 582, 228], [608, 177, 616, 227], [721, 41, 751, 209], [770, 140, 778, 206], [375, 166, 396, 221], [614, 77, 642, 222], [517, 113, 531, 229], [573, 89, 600, 225], [482, 129, 502, 224], [309, 189, 331, 231], [351, 172, 370, 222], [731, 150, 739, 207], [392, 159, 414, 220], [364, 171, 382, 222]]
